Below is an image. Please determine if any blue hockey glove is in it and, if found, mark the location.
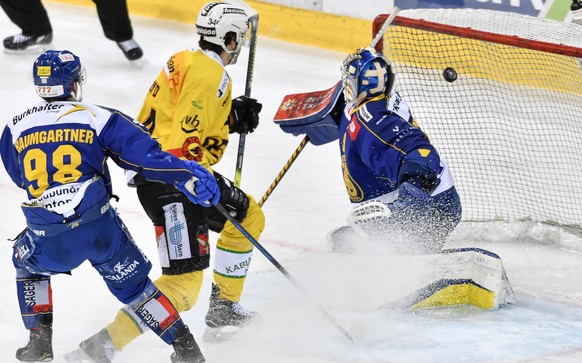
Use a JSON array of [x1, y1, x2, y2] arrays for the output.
[[175, 161, 220, 207], [230, 95, 262, 134]]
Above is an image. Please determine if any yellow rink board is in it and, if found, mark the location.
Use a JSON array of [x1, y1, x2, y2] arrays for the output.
[[49, 1, 582, 92], [48, 0, 371, 53]]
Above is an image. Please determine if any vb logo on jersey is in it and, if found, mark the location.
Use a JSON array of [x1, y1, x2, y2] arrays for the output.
[[180, 114, 201, 133]]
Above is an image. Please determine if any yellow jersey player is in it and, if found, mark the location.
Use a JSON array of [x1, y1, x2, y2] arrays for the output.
[[66, 2, 264, 362]]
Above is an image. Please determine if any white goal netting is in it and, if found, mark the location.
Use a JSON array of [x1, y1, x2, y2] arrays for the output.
[[374, 9, 582, 244]]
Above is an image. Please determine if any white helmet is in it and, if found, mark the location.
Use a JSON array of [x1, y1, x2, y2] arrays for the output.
[[196, 2, 250, 57]]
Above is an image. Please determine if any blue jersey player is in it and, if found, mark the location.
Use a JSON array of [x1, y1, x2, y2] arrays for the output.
[[0, 50, 219, 363], [274, 47, 462, 254], [330, 47, 462, 253]]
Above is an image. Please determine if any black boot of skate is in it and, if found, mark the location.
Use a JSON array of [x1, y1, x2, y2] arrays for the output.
[[171, 325, 205, 363], [3, 32, 53, 54], [116, 39, 143, 61], [205, 283, 259, 328], [63, 328, 116, 363], [16, 324, 53, 362], [203, 283, 259, 341]]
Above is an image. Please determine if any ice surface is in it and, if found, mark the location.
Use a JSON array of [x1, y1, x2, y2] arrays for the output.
[[1, 3, 582, 362]]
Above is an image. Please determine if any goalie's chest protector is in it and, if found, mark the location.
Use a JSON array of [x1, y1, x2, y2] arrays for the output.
[[338, 93, 428, 203]]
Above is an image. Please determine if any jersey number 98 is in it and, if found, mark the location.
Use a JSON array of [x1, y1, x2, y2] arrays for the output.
[[23, 145, 82, 197]]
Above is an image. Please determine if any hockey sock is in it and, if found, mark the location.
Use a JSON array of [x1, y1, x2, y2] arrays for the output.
[[106, 308, 145, 351], [107, 271, 204, 351], [127, 282, 184, 345], [16, 276, 53, 329]]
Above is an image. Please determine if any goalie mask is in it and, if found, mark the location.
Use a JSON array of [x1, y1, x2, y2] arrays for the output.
[[196, 2, 250, 61], [341, 47, 395, 107], [33, 50, 87, 102]]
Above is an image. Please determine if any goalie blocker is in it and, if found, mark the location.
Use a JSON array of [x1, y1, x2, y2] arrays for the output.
[[273, 81, 344, 145]]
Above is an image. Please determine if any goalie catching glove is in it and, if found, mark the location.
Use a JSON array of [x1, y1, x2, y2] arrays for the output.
[[175, 160, 221, 207], [229, 95, 262, 134]]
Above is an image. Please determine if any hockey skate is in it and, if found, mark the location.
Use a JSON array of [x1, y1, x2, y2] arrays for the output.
[[171, 325, 205, 363], [63, 328, 116, 363], [203, 283, 259, 342], [16, 325, 53, 362], [3, 32, 53, 55], [116, 38, 143, 65]]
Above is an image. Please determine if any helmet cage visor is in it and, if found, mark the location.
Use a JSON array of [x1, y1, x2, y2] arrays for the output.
[[341, 48, 394, 106]]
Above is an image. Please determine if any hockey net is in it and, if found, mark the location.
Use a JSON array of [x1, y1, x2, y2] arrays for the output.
[[373, 9, 582, 246]]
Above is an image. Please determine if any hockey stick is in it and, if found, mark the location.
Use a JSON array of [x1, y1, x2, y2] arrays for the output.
[[233, 5, 259, 188], [258, 135, 309, 207], [214, 203, 357, 344], [259, 8, 400, 204], [370, 7, 400, 48]]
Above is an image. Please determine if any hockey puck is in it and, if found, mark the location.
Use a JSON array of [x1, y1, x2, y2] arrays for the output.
[[443, 67, 458, 82]]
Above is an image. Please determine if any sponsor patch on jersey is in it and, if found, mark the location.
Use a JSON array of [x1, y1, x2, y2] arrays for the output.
[[217, 72, 229, 99], [163, 203, 192, 261], [388, 92, 412, 121], [191, 100, 203, 110], [180, 114, 200, 133], [358, 105, 373, 122], [348, 116, 360, 141]]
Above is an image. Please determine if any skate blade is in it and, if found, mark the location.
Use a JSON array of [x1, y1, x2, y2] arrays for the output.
[[63, 347, 90, 363], [129, 59, 143, 69], [202, 325, 242, 343], [4, 43, 54, 55]]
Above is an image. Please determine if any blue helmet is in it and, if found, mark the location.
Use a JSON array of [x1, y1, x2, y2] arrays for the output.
[[33, 50, 86, 101], [341, 47, 395, 107]]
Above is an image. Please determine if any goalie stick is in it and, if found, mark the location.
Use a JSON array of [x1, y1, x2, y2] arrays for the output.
[[266, 8, 401, 204], [232, 0, 259, 188], [259, 135, 309, 207]]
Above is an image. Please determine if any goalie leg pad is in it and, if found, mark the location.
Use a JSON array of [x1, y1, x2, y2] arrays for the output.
[[16, 268, 53, 329], [347, 200, 393, 237], [390, 248, 516, 310]]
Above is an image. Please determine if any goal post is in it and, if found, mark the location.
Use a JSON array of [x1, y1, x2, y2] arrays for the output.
[[372, 9, 582, 240]]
